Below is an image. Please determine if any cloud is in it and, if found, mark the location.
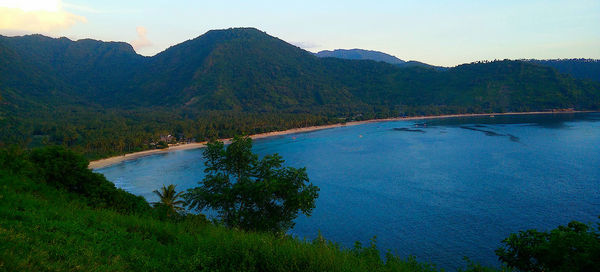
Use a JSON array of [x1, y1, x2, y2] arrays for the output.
[[291, 41, 320, 50], [130, 26, 152, 51], [0, 1, 86, 33]]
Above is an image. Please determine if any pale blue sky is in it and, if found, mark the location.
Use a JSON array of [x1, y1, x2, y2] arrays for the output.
[[1, 0, 599, 66]]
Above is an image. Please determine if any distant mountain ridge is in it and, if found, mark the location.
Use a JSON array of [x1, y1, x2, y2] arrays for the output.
[[315, 48, 438, 68], [1, 27, 599, 157], [315, 50, 600, 82], [315, 49, 406, 64]]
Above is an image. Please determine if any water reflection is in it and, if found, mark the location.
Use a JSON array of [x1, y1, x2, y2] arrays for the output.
[[423, 112, 597, 128]]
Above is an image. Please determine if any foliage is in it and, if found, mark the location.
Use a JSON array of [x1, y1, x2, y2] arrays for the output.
[[458, 257, 508, 272], [21, 146, 150, 214], [1, 29, 599, 159], [152, 184, 186, 215], [185, 135, 319, 233], [495, 219, 600, 272], [524, 59, 600, 82], [0, 163, 437, 271], [0, 145, 33, 176]]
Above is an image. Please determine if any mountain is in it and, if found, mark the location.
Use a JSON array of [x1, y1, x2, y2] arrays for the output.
[[1, 27, 599, 158], [315, 48, 439, 69], [315, 49, 407, 64], [524, 59, 600, 82]]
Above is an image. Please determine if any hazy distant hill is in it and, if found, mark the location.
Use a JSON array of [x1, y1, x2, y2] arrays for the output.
[[315, 49, 406, 64], [1, 28, 599, 157], [524, 59, 600, 82], [315, 48, 438, 68]]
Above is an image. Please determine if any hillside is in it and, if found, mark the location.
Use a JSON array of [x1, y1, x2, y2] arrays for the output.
[[1, 28, 599, 158], [524, 59, 600, 82], [0, 147, 440, 271]]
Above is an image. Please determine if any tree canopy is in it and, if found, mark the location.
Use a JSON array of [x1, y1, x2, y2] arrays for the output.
[[184, 136, 319, 233], [496, 219, 600, 271]]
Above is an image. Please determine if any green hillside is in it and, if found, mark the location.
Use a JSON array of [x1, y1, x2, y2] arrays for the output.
[[524, 59, 600, 82], [0, 147, 440, 272], [1, 28, 599, 158]]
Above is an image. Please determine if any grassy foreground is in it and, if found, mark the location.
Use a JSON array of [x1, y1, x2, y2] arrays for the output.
[[0, 159, 440, 271]]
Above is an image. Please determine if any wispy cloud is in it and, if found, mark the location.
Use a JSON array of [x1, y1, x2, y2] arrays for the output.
[[291, 41, 320, 50], [130, 26, 152, 51], [0, 0, 86, 34]]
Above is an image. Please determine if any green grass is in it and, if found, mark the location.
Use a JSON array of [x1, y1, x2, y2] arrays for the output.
[[0, 171, 439, 272]]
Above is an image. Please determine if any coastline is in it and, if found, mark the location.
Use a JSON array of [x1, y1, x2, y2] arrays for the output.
[[88, 110, 594, 169]]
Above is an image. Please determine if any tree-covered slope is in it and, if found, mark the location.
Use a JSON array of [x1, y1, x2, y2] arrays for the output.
[[3, 28, 598, 113], [0, 28, 599, 158], [0, 34, 144, 104], [525, 59, 600, 82]]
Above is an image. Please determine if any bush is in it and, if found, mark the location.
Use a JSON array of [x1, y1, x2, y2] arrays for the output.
[[27, 146, 150, 214], [0, 145, 33, 175], [496, 219, 600, 271]]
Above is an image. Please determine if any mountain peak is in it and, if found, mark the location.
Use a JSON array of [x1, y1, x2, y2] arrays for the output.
[[206, 27, 264, 34], [189, 27, 270, 43]]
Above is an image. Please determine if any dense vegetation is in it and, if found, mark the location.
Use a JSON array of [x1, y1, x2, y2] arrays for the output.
[[1, 28, 599, 159], [524, 59, 600, 82], [496, 220, 600, 271]]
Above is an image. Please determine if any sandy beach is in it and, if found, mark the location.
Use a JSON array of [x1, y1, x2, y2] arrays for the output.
[[88, 110, 592, 169]]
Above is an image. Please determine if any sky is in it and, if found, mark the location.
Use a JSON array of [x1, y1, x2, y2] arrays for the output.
[[0, 0, 599, 66]]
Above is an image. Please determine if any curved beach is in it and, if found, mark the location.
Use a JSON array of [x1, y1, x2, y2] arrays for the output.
[[88, 110, 590, 169]]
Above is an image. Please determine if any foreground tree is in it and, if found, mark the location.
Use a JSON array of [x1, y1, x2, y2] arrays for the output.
[[184, 135, 319, 233], [495, 219, 600, 272], [152, 184, 186, 215]]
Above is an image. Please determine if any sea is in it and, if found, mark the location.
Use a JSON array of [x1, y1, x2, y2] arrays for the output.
[[96, 113, 600, 270]]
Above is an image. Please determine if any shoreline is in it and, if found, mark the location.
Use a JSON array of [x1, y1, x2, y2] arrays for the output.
[[88, 110, 594, 169]]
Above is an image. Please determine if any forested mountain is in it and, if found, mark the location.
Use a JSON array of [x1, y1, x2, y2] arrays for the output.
[[315, 51, 600, 81], [315, 48, 437, 68], [523, 59, 600, 82], [1, 27, 599, 158]]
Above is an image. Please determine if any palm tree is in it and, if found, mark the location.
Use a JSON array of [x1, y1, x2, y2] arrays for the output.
[[152, 184, 186, 214]]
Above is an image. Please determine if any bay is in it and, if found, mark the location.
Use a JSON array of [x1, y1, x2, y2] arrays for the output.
[[96, 113, 600, 270]]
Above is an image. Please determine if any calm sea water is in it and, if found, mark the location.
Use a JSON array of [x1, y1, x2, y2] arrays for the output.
[[96, 113, 600, 270]]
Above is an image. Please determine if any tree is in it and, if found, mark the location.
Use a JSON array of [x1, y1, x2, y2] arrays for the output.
[[152, 184, 186, 214], [184, 135, 319, 233], [495, 219, 600, 272]]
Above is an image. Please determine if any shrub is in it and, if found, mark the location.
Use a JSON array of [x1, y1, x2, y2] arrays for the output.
[[28, 146, 150, 214]]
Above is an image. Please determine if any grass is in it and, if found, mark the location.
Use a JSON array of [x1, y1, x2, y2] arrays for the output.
[[0, 171, 440, 272]]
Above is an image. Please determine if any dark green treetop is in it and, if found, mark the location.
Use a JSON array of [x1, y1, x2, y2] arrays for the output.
[[496, 219, 600, 272], [185, 135, 319, 233]]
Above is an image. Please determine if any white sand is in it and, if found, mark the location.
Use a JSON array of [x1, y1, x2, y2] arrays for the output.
[[88, 110, 591, 169]]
